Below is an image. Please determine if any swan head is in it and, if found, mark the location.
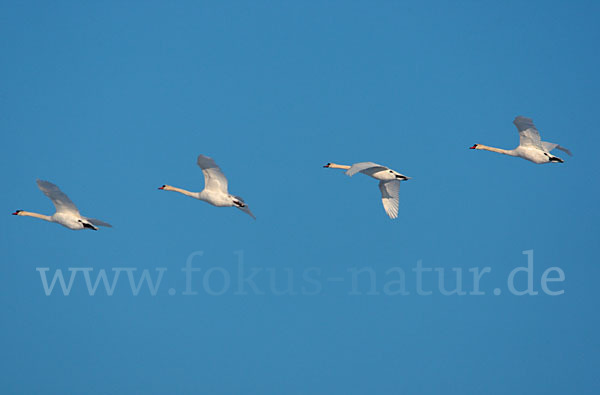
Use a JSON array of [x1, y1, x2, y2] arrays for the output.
[[470, 144, 479, 149], [158, 184, 176, 191], [12, 210, 22, 215], [158, 184, 167, 190], [323, 163, 348, 169]]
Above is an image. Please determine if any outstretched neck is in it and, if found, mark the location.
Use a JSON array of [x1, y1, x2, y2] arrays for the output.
[[164, 185, 199, 198], [18, 211, 53, 222], [475, 144, 516, 156], [324, 163, 351, 170]]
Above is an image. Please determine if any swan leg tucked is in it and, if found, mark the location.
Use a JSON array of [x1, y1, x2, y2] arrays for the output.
[[544, 152, 564, 163]]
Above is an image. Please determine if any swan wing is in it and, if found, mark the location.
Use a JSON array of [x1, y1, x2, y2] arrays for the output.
[[346, 162, 387, 177], [378, 180, 400, 219], [513, 116, 543, 149], [36, 179, 80, 215], [85, 217, 112, 227], [541, 141, 573, 156], [197, 155, 229, 193]]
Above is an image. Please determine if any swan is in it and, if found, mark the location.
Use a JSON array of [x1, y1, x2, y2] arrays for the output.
[[12, 180, 112, 231], [470, 116, 572, 164], [159, 154, 256, 219], [323, 162, 410, 219]]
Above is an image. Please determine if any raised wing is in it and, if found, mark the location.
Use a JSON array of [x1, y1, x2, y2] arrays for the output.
[[197, 155, 228, 193], [36, 180, 80, 214], [346, 162, 387, 177], [85, 217, 112, 227], [541, 141, 573, 156], [378, 180, 400, 219], [513, 116, 543, 149]]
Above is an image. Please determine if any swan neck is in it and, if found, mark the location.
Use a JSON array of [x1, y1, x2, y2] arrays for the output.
[[19, 211, 53, 222], [327, 163, 351, 170], [477, 145, 515, 156], [167, 186, 198, 198]]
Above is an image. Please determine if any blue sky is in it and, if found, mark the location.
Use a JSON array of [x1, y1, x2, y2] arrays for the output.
[[1, 1, 599, 394]]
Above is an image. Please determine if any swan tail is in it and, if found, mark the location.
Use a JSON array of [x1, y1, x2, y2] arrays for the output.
[[232, 196, 256, 219], [237, 205, 256, 220]]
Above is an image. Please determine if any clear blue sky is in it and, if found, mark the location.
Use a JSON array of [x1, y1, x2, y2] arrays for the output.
[[2, 1, 599, 394]]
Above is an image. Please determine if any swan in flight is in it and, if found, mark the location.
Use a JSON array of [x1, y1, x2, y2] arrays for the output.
[[159, 154, 256, 219], [12, 180, 112, 231], [324, 162, 410, 219], [470, 116, 572, 164]]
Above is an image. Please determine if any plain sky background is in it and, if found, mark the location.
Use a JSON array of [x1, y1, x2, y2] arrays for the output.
[[1, 1, 599, 394]]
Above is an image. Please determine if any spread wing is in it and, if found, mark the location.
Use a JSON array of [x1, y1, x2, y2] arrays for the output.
[[346, 162, 387, 177], [36, 180, 80, 214], [513, 116, 543, 149], [85, 217, 112, 227], [197, 154, 229, 194], [378, 180, 400, 219], [541, 141, 573, 156]]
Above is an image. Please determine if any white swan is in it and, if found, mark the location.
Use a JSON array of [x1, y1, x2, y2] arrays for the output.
[[159, 154, 256, 219], [324, 162, 410, 219], [12, 180, 112, 231], [470, 116, 572, 164]]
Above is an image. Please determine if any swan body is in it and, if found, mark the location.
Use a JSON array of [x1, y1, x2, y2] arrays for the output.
[[324, 162, 410, 219], [159, 154, 255, 219], [470, 116, 572, 164], [12, 180, 112, 231]]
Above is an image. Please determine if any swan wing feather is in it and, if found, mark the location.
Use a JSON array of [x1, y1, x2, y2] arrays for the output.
[[346, 162, 387, 177], [541, 141, 572, 156], [513, 116, 543, 149], [197, 154, 229, 194], [36, 179, 80, 215], [379, 180, 400, 219], [85, 217, 112, 227]]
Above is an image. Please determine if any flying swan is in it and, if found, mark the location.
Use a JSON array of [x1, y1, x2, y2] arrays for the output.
[[324, 162, 410, 219], [159, 154, 256, 219], [12, 180, 112, 230], [470, 116, 572, 164]]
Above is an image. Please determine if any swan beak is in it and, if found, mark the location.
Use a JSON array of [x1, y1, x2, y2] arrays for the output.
[[158, 186, 165, 190], [11, 211, 18, 215], [323, 163, 331, 168], [469, 145, 477, 149]]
